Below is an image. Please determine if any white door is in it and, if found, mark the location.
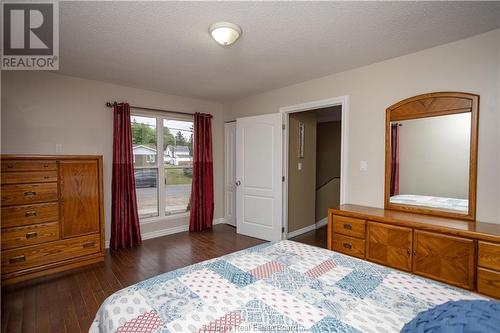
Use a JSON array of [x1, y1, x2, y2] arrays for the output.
[[224, 122, 237, 227], [236, 113, 283, 241]]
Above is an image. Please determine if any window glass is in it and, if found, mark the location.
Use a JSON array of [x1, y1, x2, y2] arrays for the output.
[[163, 119, 193, 215], [134, 168, 159, 218], [131, 115, 157, 167]]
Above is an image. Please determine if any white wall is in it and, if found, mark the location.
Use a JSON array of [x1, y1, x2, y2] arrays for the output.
[[1, 72, 224, 241], [398, 113, 471, 199], [223, 29, 500, 223]]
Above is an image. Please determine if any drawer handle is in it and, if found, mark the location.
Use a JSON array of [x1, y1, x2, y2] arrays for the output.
[[24, 191, 37, 197], [25, 232, 38, 239], [6, 164, 14, 169], [43, 176, 50, 179], [9, 255, 26, 264], [43, 164, 49, 168], [83, 241, 95, 248], [25, 211, 37, 217], [343, 223, 352, 230], [343, 242, 352, 249]]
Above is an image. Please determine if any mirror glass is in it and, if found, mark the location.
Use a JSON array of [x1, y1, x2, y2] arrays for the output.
[[389, 112, 471, 213]]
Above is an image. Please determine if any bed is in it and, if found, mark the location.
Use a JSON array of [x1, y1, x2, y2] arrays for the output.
[[91, 240, 485, 333], [390, 194, 469, 212]]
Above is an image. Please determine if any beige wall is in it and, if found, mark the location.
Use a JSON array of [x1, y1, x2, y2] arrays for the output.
[[316, 121, 341, 220], [288, 112, 316, 232], [398, 113, 471, 199], [223, 29, 500, 224], [1, 72, 224, 241]]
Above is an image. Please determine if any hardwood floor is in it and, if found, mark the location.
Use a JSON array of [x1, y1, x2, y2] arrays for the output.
[[290, 225, 327, 248], [1, 224, 326, 333]]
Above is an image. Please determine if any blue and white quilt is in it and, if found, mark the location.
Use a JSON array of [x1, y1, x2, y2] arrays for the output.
[[90, 241, 485, 333]]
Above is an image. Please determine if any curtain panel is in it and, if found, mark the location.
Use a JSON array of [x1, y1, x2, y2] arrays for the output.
[[110, 103, 142, 249], [189, 113, 214, 231]]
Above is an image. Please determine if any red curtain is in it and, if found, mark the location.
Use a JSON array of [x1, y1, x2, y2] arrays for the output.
[[390, 123, 400, 196], [110, 103, 142, 249], [189, 113, 214, 232]]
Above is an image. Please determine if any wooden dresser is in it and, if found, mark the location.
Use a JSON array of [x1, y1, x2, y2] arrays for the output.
[[1, 155, 105, 285], [328, 204, 500, 299]]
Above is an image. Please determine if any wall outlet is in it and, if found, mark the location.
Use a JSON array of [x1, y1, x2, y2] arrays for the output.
[[298, 162, 303, 171], [55, 144, 63, 153], [360, 160, 368, 172]]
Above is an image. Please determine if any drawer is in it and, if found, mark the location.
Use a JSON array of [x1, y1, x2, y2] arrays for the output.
[[1, 203, 59, 228], [332, 215, 366, 239], [332, 234, 365, 259], [1, 183, 58, 206], [478, 241, 500, 271], [2, 222, 59, 250], [2, 160, 57, 172], [477, 267, 500, 299], [1, 233, 100, 274], [1, 171, 58, 185]]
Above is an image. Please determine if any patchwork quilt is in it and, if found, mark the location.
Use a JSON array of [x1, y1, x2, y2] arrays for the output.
[[90, 241, 485, 333]]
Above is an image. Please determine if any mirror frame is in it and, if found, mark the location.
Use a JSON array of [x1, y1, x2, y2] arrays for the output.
[[384, 92, 479, 221]]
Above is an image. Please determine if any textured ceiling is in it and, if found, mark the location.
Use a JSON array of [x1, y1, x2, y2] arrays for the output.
[[58, 2, 500, 101]]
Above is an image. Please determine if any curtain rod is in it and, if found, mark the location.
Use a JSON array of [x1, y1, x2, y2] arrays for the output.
[[105, 101, 212, 118]]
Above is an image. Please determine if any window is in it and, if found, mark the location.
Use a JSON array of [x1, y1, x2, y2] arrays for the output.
[[131, 114, 193, 220]]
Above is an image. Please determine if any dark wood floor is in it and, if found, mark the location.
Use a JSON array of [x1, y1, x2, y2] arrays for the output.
[[1, 224, 326, 333]]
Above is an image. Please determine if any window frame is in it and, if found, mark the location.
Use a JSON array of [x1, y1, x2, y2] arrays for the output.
[[131, 109, 194, 224]]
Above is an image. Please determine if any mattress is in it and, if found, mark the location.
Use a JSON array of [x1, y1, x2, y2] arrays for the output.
[[90, 240, 484, 333], [390, 194, 468, 212]]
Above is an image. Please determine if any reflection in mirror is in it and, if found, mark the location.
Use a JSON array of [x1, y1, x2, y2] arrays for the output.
[[389, 112, 471, 213]]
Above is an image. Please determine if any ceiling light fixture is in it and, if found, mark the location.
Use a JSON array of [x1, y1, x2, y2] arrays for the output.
[[209, 22, 242, 46]]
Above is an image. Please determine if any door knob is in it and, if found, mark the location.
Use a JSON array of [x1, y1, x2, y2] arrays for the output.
[[235, 180, 241, 186]]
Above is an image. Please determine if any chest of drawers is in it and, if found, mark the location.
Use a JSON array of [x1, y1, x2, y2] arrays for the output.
[[1, 155, 105, 285]]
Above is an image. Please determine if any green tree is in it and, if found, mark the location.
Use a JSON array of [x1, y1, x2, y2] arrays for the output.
[[163, 126, 175, 148], [175, 131, 187, 146], [131, 121, 156, 145]]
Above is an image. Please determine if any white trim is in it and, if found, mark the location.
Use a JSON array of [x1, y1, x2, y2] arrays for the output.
[[285, 217, 328, 239], [142, 225, 189, 241], [316, 217, 328, 228], [280, 96, 349, 237], [105, 217, 226, 248], [213, 217, 225, 225], [286, 224, 317, 239]]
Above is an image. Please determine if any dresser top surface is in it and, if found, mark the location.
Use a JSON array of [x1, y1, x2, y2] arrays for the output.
[[331, 204, 500, 242]]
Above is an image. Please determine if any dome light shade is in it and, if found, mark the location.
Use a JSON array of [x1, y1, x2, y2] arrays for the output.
[[209, 22, 242, 46]]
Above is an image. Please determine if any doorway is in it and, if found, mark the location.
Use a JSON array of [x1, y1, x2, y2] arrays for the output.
[[281, 96, 348, 238]]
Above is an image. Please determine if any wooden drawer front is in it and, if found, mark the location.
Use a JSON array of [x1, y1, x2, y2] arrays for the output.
[[332, 234, 365, 259], [2, 160, 57, 172], [1, 203, 59, 228], [478, 241, 500, 271], [332, 215, 366, 239], [366, 222, 413, 272], [2, 222, 59, 250], [1, 234, 100, 274], [477, 268, 500, 299], [413, 230, 474, 290], [1, 183, 58, 206], [1, 171, 58, 185]]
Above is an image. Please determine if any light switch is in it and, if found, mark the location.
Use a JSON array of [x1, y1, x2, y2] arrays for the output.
[[298, 162, 303, 171], [360, 160, 368, 172]]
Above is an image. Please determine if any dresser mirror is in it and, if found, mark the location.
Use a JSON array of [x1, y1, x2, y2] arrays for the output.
[[384, 92, 479, 220]]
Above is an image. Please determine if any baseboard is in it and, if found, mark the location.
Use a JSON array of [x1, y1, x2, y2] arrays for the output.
[[286, 224, 317, 239], [286, 217, 328, 239], [213, 217, 225, 225], [105, 217, 226, 248], [316, 217, 328, 228]]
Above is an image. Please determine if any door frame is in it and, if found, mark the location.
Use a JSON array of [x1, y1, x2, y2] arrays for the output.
[[280, 96, 349, 238], [224, 121, 237, 226]]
